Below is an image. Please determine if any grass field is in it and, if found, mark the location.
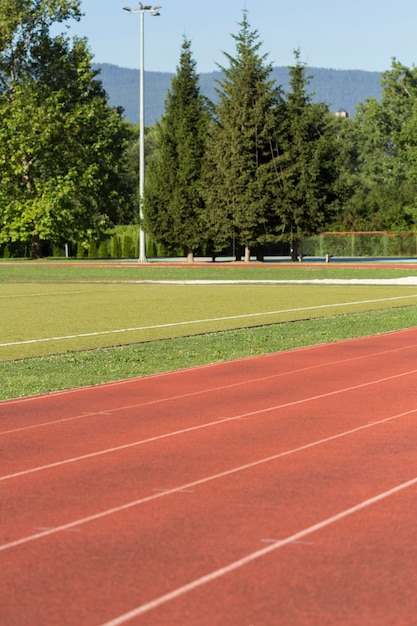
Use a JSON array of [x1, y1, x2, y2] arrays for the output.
[[1, 260, 417, 400], [3, 259, 417, 281]]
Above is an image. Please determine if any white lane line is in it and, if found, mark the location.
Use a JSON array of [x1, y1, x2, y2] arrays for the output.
[[99, 473, 417, 626], [1, 294, 416, 348], [1, 405, 417, 555], [2, 363, 417, 481], [2, 366, 417, 483], [2, 336, 417, 436]]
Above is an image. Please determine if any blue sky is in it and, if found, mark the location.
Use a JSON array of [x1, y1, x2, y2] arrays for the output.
[[64, 0, 417, 73]]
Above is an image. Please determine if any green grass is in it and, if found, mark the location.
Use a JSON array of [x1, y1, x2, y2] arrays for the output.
[[1, 261, 417, 401], [2, 258, 417, 282], [1, 304, 416, 401], [2, 281, 417, 359]]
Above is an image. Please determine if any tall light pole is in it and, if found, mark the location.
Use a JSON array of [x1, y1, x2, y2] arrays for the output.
[[123, 4, 161, 263]]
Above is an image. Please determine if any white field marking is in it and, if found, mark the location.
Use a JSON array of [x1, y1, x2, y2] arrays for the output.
[[2, 366, 417, 483], [0, 290, 92, 299], [99, 473, 417, 626], [141, 277, 417, 285], [2, 335, 417, 437], [1, 293, 417, 349], [1, 405, 417, 555]]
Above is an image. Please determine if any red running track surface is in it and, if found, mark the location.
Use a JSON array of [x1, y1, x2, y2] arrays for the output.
[[2, 328, 417, 625]]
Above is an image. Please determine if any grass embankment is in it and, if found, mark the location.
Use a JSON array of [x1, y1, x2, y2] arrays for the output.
[[2, 304, 416, 401], [2, 261, 417, 400]]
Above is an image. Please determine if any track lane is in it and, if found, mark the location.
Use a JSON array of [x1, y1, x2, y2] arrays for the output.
[[0, 342, 412, 537], [128, 483, 417, 626], [1, 328, 417, 624], [2, 409, 417, 625], [2, 326, 417, 433], [1, 357, 417, 547], [2, 331, 417, 476]]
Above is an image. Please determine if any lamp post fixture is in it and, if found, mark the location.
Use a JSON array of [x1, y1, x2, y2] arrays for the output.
[[123, 4, 161, 263]]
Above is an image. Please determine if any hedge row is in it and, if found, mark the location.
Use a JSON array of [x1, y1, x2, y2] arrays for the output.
[[0, 227, 167, 259], [1, 230, 417, 259]]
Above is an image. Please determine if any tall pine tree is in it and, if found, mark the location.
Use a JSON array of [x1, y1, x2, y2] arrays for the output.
[[202, 11, 283, 262], [274, 51, 341, 260], [143, 37, 211, 262]]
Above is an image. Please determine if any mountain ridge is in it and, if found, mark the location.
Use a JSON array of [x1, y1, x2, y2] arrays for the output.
[[93, 62, 382, 126]]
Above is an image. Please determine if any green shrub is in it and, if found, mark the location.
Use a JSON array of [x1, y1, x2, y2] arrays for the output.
[[122, 234, 135, 258], [110, 234, 122, 258]]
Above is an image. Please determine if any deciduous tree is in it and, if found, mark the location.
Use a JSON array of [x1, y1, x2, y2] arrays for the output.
[[0, 1, 131, 256], [349, 60, 417, 231]]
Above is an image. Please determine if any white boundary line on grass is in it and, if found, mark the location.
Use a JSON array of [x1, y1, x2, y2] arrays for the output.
[[0, 290, 91, 299], [1, 293, 417, 348], [140, 277, 417, 285]]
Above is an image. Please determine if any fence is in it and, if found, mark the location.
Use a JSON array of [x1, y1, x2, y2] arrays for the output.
[[302, 232, 417, 258]]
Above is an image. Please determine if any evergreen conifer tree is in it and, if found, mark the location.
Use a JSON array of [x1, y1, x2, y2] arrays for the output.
[[274, 51, 341, 260], [143, 37, 211, 262], [202, 11, 283, 262]]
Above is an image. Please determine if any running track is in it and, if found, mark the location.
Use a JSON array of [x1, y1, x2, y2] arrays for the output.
[[2, 328, 417, 625]]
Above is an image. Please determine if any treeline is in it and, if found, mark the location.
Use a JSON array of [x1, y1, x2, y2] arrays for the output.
[[142, 21, 417, 262], [0, 2, 416, 260]]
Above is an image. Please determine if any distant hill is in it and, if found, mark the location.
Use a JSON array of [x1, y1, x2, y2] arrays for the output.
[[93, 63, 382, 126]]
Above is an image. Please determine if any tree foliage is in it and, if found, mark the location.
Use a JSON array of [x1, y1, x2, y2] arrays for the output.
[[0, 0, 131, 255], [274, 51, 343, 258], [144, 37, 211, 260], [2, 6, 417, 260], [202, 12, 283, 260], [342, 59, 417, 231]]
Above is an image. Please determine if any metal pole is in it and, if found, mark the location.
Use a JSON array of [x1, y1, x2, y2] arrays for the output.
[[138, 10, 146, 263], [123, 5, 161, 262]]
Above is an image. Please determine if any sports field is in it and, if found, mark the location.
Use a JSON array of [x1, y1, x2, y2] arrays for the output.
[[2, 261, 417, 624], [1, 260, 417, 399]]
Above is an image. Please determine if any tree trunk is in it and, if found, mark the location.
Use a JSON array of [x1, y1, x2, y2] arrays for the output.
[[187, 249, 194, 263], [31, 235, 42, 259], [234, 244, 243, 262], [290, 240, 299, 262], [244, 245, 251, 263]]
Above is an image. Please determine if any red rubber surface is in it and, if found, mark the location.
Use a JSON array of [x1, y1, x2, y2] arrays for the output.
[[2, 328, 417, 625]]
